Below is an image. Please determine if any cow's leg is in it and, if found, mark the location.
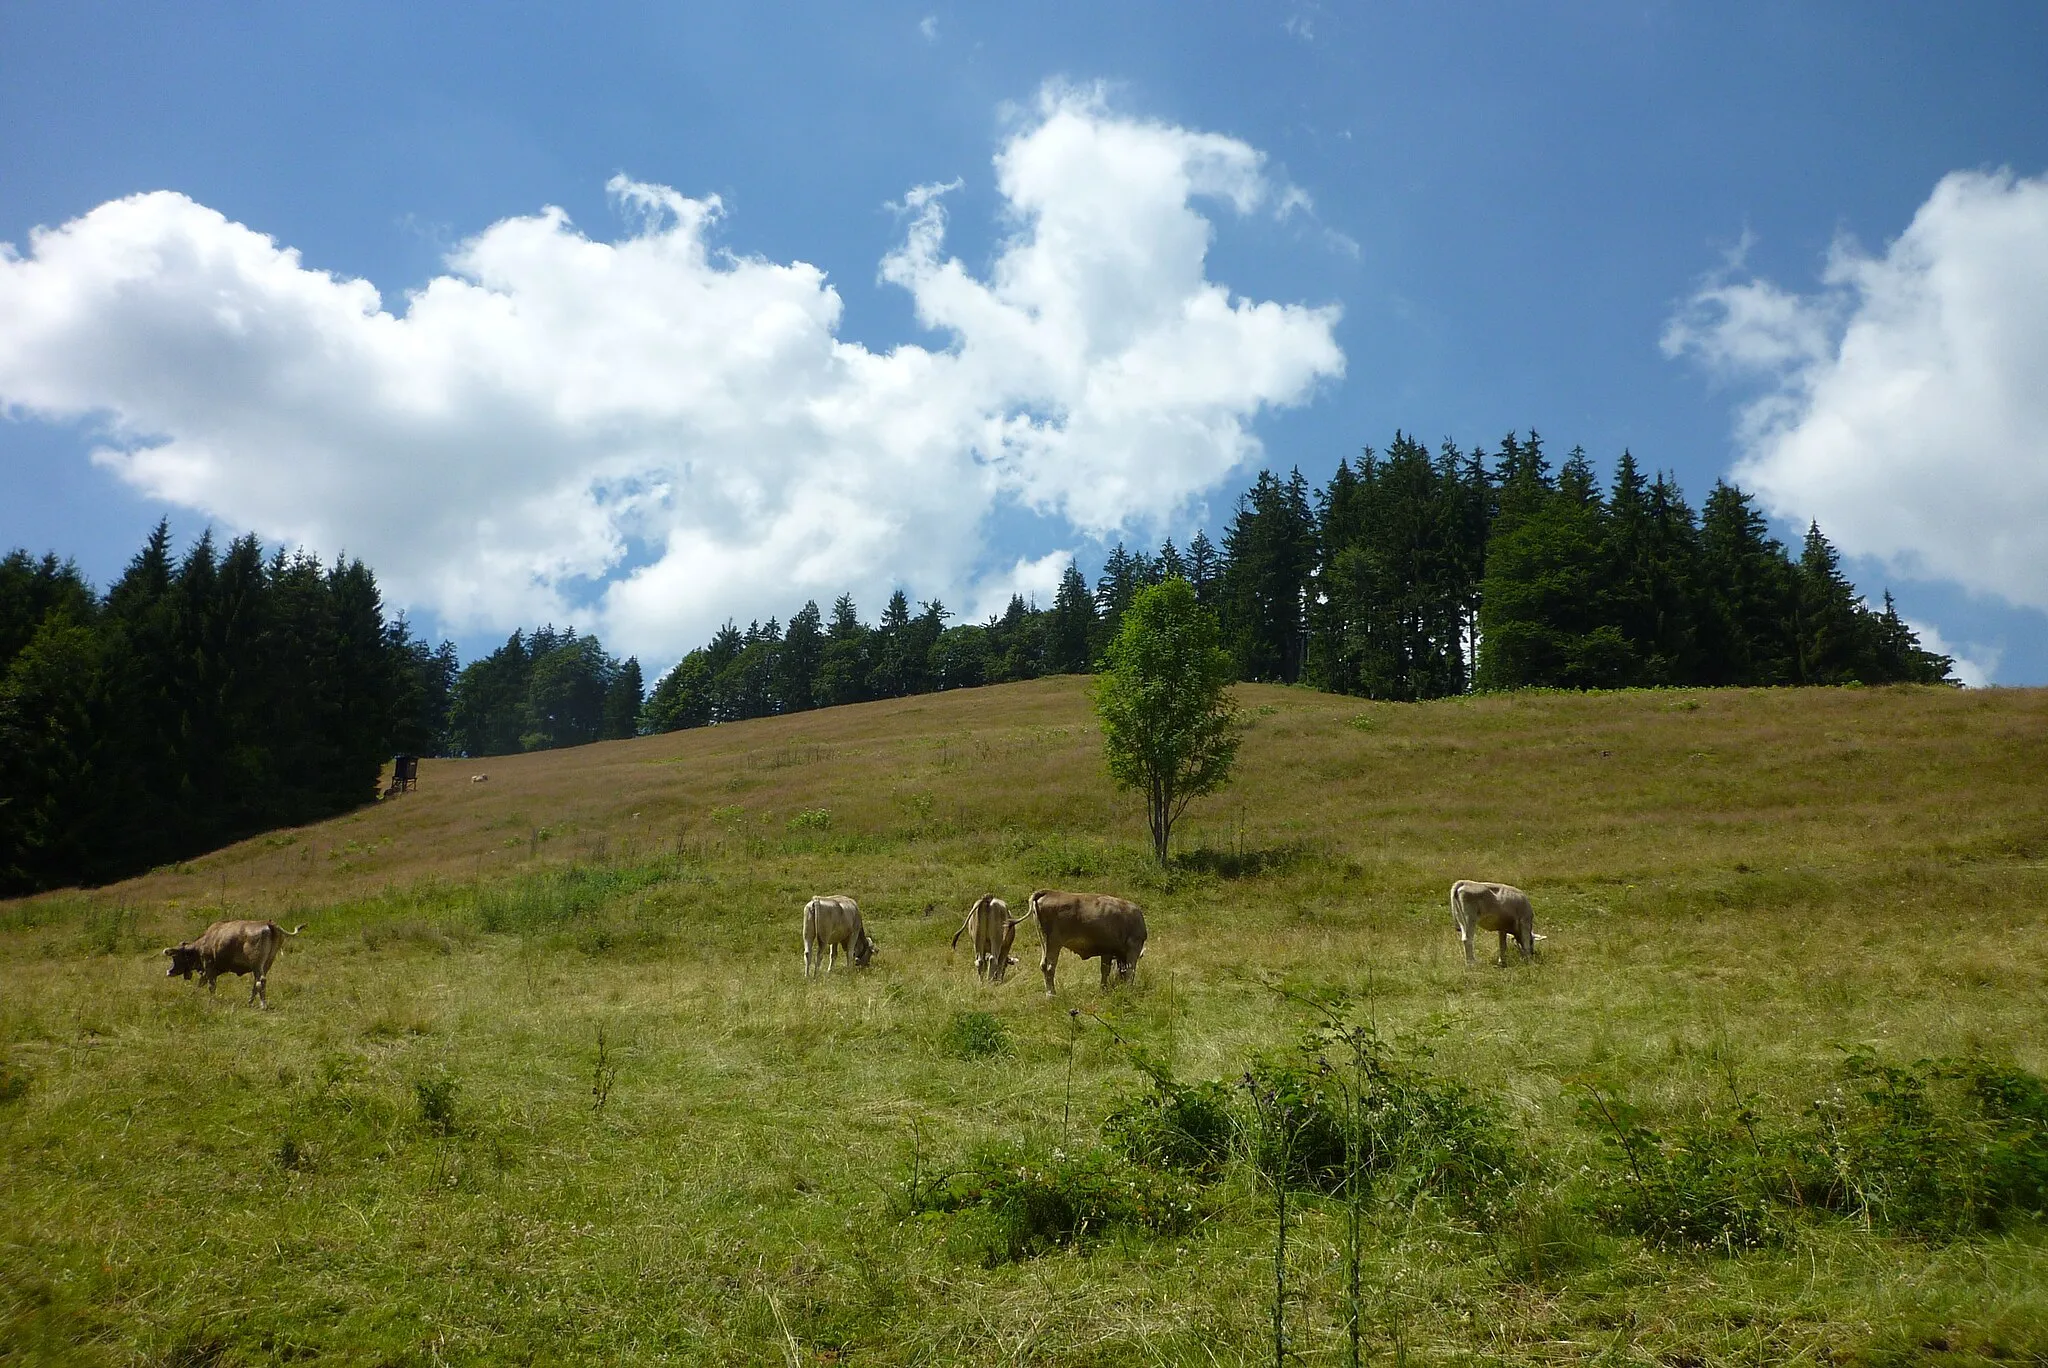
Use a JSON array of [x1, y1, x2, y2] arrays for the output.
[[1041, 947, 1059, 996], [1100, 956, 1112, 988], [252, 971, 267, 1007], [803, 936, 815, 979], [1461, 928, 1475, 967], [1496, 929, 1510, 967]]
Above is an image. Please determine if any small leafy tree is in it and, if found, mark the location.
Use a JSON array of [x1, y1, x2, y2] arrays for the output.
[[1092, 578, 1241, 866]]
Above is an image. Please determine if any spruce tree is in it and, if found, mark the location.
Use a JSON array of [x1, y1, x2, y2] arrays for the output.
[[1794, 523, 1874, 685], [1220, 470, 1315, 682], [1156, 538, 1188, 583], [1697, 482, 1799, 685], [1046, 562, 1097, 673], [777, 600, 825, 712], [1476, 450, 1632, 689], [868, 590, 916, 697], [1186, 530, 1221, 607], [602, 657, 644, 739], [815, 595, 870, 707], [1869, 592, 1954, 684]]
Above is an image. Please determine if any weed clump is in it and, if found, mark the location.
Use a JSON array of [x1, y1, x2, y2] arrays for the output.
[[786, 808, 833, 833], [1578, 1083, 1784, 1250], [1577, 1051, 2048, 1249], [939, 1010, 1011, 1060], [1245, 1026, 1518, 1217], [0, 1055, 29, 1106], [414, 1075, 460, 1136], [1802, 1051, 2048, 1235], [79, 904, 138, 956], [907, 1140, 1198, 1264], [274, 1133, 313, 1172], [1105, 1070, 1237, 1178]]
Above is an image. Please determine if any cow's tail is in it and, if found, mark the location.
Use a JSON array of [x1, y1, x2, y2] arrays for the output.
[[953, 895, 990, 951], [276, 923, 306, 937]]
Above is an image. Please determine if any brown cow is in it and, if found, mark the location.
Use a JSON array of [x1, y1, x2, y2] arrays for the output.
[[802, 895, 876, 978], [1449, 880, 1541, 966], [163, 919, 304, 1007], [950, 895, 1024, 984], [1027, 889, 1146, 996]]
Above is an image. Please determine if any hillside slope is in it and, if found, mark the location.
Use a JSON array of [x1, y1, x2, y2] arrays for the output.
[[5, 680, 2048, 1365], [54, 676, 2048, 920]]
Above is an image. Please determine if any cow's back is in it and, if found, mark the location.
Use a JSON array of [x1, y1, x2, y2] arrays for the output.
[[196, 919, 280, 971], [1031, 890, 1146, 958], [804, 895, 861, 940], [1453, 880, 1530, 928]]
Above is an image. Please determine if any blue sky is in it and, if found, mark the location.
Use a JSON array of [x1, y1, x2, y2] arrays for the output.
[[3, 3, 2045, 682]]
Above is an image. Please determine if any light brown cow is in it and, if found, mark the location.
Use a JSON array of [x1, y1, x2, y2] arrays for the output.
[[1027, 889, 1147, 995], [1450, 880, 1540, 966], [163, 919, 305, 1007], [802, 895, 876, 978], [950, 895, 1024, 983]]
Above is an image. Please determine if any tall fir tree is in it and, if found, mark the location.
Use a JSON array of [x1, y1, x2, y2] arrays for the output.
[[1045, 562, 1097, 673]]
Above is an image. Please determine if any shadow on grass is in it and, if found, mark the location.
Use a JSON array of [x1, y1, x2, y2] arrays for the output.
[[1174, 843, 1314, 880]]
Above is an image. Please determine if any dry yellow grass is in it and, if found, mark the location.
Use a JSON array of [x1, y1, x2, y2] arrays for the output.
[[4, 678, 2047, 1365]]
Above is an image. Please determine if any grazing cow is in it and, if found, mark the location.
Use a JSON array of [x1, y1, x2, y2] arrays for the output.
[[1449, 880, 1541, 966], [470, 773, 489, 784], [950, 895, 1024, 984], [802, 895, 877, 978], [1027, 889, 1146, 995], [163, 919, 304, 1007]]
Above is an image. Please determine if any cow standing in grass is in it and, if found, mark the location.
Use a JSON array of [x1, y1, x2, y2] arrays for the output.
[[1450, 880, 1540, 966], [1027, 890, 1146, 995], [163, 920, 304, 1007], [802, 895, 876, 977], [951, 895, 1024, 984]]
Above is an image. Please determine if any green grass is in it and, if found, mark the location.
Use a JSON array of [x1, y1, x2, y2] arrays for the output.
[[3, 679, 2047, 1364]]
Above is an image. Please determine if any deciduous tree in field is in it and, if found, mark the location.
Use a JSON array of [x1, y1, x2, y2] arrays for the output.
[[1092, 578, 1242, 867]]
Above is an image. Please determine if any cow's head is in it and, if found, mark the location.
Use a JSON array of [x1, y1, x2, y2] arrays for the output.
[[163, 944, 202, 979], [852, 932, 878, 968]]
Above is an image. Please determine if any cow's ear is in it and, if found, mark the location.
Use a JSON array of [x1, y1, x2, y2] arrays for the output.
[[162, 947, 175, 957]]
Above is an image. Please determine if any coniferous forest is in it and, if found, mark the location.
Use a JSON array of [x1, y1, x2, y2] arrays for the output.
[[640, 433, 1951, 730], [1, 433, 1951, 892], [0, 523, 448, 894]]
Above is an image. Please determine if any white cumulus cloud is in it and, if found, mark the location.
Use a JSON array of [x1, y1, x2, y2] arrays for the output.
[[0, 84, 1342, 665], [1664, 169, 2048, 615]]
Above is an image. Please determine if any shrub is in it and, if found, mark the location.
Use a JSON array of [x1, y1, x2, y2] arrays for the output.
[[1106, 1073, 1238, 1178], [786, 808, 833, 833], [0, 1056, 28, 1106], [1576, 1052, 2048, 1248], [1800, 1051, 2048, 1235], [414, 1075, 460, 1136], [940, 1011, 1011, 1060], [908, 1140, 1198, 1264], [1245, 1028, 1519, 1216], [1577, 1084, 1783, 1251]]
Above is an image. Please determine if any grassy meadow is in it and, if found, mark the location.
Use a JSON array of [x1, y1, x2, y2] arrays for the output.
[[4, 678, 2048, 1365]]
